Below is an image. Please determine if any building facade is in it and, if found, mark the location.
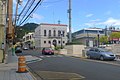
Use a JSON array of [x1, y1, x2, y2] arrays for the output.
[[35, 23, 67, 49], [72, 28, 105, 47], [22, 32, 35, 49]]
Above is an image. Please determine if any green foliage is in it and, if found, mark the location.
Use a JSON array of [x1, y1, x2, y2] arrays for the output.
[[99, 36, 108, 44], [110, 32, 120, 38], [66, 42, 82, 45], [16, 23, 39, 39], [55, 46, 62, 50]]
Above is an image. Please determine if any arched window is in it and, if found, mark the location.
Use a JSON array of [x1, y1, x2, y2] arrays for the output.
[[49, 30, 51, 36], [44, 30, 46, 36]]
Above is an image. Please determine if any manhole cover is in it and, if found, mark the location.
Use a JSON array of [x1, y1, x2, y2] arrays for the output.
[[36, 71, 85, 80]]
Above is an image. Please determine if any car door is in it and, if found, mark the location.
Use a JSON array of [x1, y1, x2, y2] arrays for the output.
[[94, 48, 100, 59], [88, 48, 95, 58]]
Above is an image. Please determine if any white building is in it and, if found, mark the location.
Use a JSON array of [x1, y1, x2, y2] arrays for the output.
[[35, 23, 68, 49], [22, 32, 35, 49]]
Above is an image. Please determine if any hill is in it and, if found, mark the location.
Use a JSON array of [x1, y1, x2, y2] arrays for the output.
[[16, 23, 39, 39]]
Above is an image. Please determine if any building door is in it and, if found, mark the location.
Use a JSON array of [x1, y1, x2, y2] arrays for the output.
[[53, 40, 57, 47]]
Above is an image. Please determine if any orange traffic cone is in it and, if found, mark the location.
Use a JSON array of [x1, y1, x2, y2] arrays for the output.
[[17, 56, 28, 73]]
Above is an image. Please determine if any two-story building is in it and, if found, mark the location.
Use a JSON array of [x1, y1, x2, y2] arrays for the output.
[[22, 32, 35, 49], [72, 28, 105, 47], [34, 23, 67, 49]]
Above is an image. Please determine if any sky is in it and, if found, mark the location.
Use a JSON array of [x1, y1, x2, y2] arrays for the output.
[[13, 0, 120, 32]]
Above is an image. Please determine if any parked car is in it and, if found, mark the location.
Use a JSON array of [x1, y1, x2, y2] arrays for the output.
[[42, 48, 54, 55], [15, 46, 22, 53], [86, 47, 116, 61], [23, 47, 29, 50]]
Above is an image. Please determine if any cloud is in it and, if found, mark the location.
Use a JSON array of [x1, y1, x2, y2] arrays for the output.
[[84, 17, 120, 27], [103, 17, 120, 26], [86, 14, 94, 18], [32, 13, 44, 20], [90, 19, 101, 22]]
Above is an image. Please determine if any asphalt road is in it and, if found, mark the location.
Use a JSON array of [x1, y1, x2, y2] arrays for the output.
[[17, 50, 120, 80]]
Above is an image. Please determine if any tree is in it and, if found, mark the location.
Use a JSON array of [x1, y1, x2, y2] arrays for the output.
[[110, 32, 120, 39], [99, 36, 108, 44]]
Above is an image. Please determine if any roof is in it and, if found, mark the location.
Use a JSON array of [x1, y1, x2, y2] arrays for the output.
[[40, 23, 67, 26]]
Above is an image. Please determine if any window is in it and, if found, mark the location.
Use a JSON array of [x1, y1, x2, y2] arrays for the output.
[[62, 31, 65, 37], [58, 41, 60, 44], [30, 36, 31, 39], [49, 30, 51, 36], [53, 30, 56, 37], [44, 41, 46, 44], [89, 48, 94, 51], [58, 30, 61, 37], [48, 41, 51, 44], [44, 30, 46, 36]]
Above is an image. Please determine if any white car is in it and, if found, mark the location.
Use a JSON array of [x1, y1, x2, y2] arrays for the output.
[[23, 47, 28, 50]]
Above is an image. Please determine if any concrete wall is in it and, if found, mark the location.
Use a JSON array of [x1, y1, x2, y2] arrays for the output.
[[65, 45, 85, 57]]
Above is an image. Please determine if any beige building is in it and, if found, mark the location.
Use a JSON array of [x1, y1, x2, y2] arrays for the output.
[[0, 0, 6, 63], [23, 32, 35, 49], [35, 23, 68, 49]]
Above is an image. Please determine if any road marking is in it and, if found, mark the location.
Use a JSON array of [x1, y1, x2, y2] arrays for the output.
[[57, 55, 63, 57], [46, 56, 51, 57], [26, 58, 42, 64], [39, 56, 44, 58]]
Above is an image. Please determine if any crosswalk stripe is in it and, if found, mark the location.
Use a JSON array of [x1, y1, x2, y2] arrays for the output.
[[39, 55, 64, 58]]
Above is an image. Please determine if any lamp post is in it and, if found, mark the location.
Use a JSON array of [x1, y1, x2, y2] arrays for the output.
[[61, 33, 63, 49], [97, 32, 100, 48]]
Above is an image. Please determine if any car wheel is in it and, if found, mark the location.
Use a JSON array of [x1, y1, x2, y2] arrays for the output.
[[100, 56, 104, 61], [87, 55, 91, 59]]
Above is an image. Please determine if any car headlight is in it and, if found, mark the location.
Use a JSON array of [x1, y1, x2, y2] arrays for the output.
[[104, 54, 110, 57]]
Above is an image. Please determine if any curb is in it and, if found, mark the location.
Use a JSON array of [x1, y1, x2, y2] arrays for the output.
[[26, 66, 38, 80]]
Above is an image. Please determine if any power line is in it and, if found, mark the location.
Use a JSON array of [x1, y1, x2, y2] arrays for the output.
[[18, 0, 43, 26], [18, 0, 35, 24], [18, 0, 30, 19]]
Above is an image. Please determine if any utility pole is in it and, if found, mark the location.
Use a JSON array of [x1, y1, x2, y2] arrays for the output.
[[68, 0, 72, 43], [7, 0, 14, 47]]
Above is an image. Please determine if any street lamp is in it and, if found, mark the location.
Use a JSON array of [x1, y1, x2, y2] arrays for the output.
[[97, 31, 100, 48], [61, 33, 63, 49]]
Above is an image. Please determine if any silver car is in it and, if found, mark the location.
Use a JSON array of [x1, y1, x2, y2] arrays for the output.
[[86, 47, 116, 60]]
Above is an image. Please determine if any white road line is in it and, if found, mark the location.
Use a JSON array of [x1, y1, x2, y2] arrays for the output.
[[57, 55, 63, 57], [52, 55, 57, 57], [39, 56, 44, 58], [46, 56, 51, 57]]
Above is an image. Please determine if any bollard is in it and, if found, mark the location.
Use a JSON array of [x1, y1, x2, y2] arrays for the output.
[[17, 56, 28, 73]]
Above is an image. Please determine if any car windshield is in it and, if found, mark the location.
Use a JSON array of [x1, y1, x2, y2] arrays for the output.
[[98, 48, 109, 52], [45, 48, 52, 50]]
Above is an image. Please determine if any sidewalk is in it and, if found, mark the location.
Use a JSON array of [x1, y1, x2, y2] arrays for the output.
[[0, 49, 37, 80]]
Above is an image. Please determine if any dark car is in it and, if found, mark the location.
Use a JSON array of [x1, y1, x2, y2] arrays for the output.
[[15, 46, 22, 53], [86, 47, 116, 61], [42, 48, 54, 55]]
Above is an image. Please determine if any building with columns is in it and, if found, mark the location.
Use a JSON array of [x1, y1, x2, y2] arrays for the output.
[[34, 23, 68, 49]]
